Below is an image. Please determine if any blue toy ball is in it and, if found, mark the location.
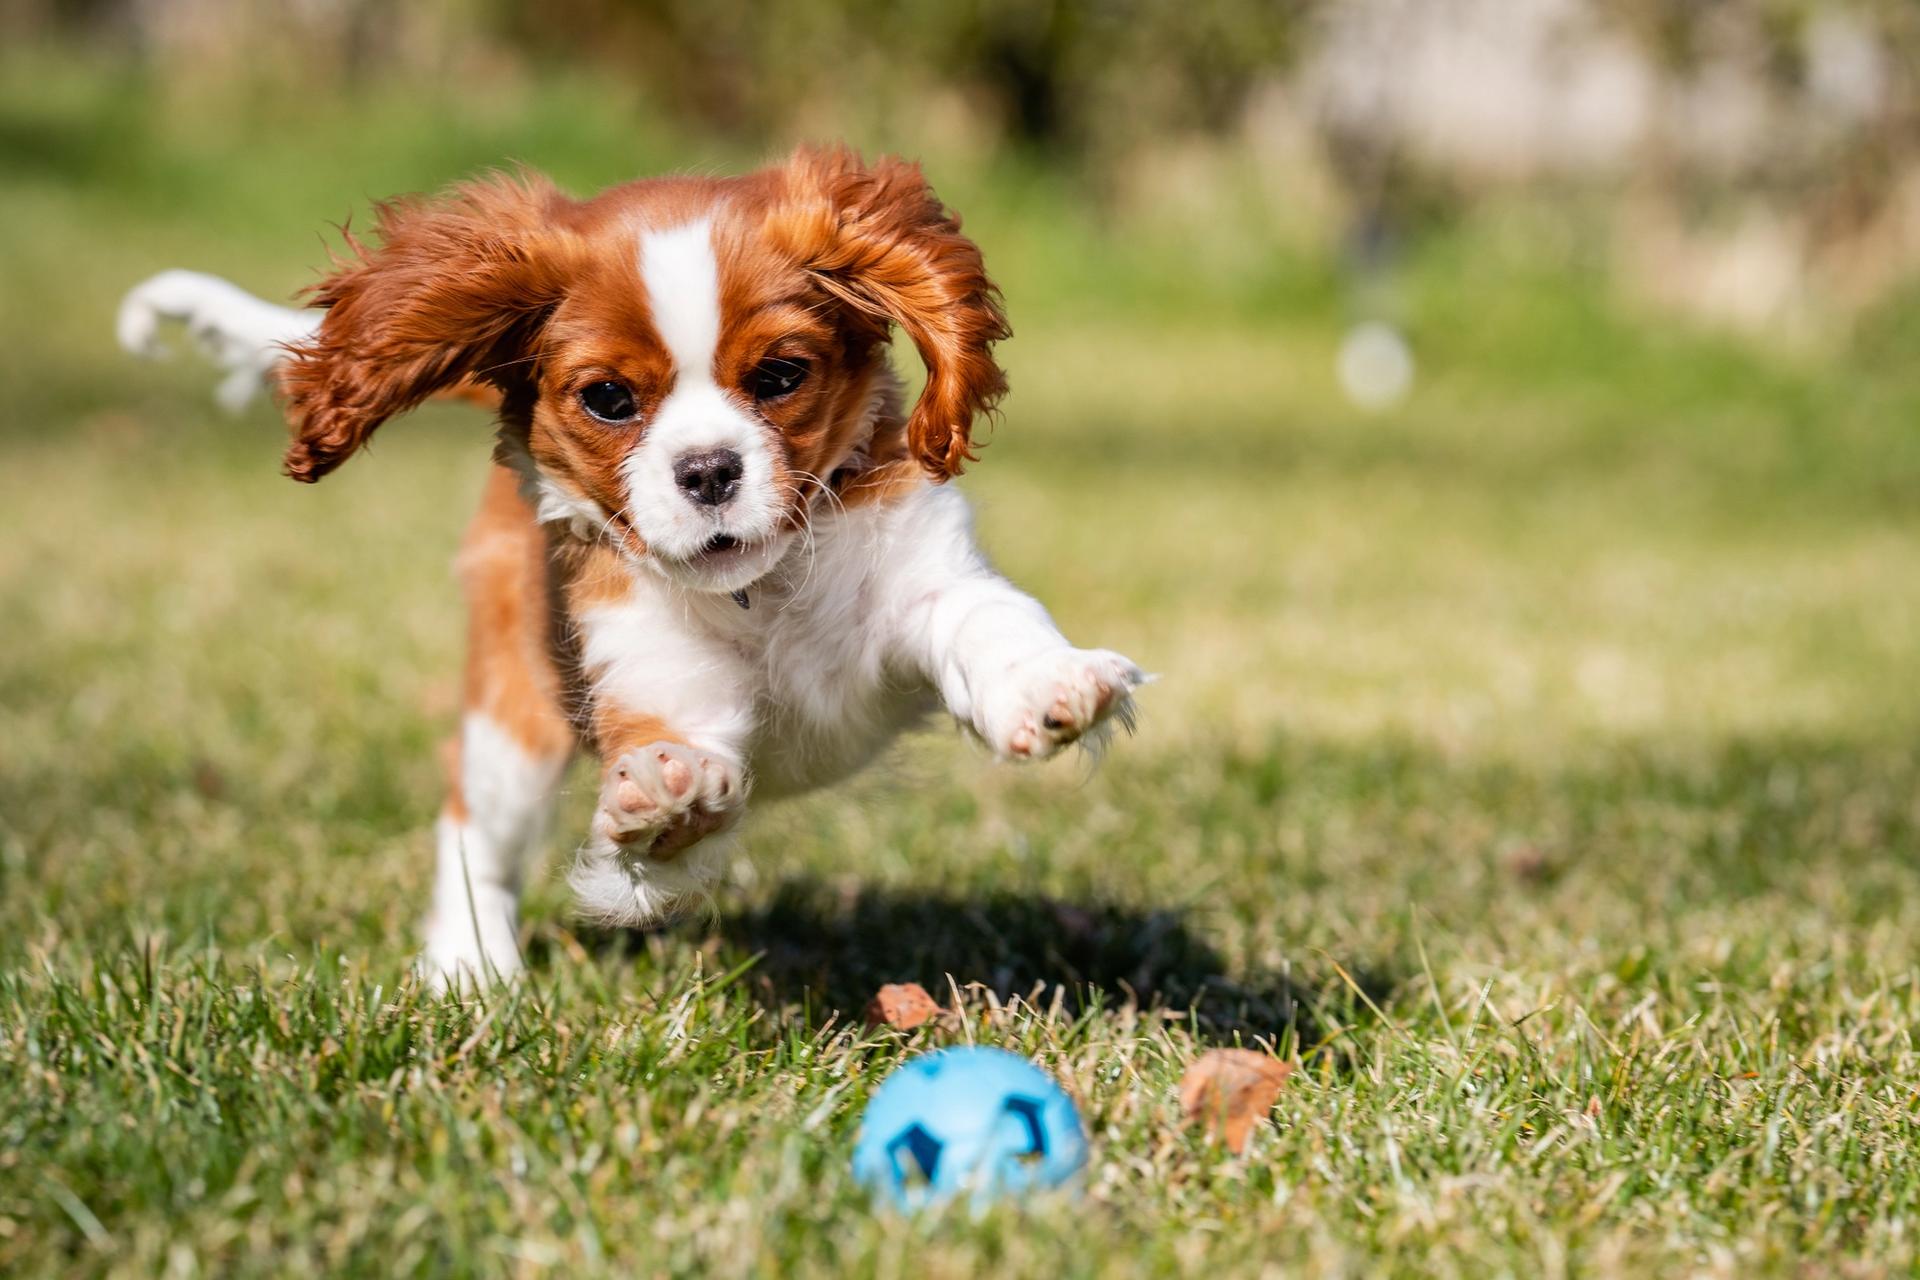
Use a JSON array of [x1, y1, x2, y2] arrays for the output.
[[852, 1046, 1089, 1209]]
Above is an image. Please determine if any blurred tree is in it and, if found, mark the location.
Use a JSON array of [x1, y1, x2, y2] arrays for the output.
[[493, 0, 1301, 154], [6, 0, 1916, 329]]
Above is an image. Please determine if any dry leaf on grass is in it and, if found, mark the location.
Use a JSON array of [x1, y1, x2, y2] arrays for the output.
[[864, 982, 942, 1029], [1179, 1048, 1293, 1153]]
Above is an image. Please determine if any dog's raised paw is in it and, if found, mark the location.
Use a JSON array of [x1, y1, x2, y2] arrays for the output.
[[593, 742, 745, 858], [985, 648, 1146, 760]]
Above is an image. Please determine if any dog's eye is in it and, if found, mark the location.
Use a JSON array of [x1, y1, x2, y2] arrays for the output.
[[578, 380, 637, 423], [745, 356, 809, 401]]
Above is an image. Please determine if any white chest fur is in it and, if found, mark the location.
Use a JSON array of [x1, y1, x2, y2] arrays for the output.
[[575, 483, 976, 798]]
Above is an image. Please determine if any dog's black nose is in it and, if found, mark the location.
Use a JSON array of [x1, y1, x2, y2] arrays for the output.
[[673, 449, 744, 507]]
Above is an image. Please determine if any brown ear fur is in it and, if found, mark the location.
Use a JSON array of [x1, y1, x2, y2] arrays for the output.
[[279, 171, 576, 483], [786, 146, 1010, 479]]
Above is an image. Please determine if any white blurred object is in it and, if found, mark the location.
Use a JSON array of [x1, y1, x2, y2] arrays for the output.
[[1307, 0, 1654, 183], [1804, 10, 1886, 126], [1336, 321, 1415, 411]]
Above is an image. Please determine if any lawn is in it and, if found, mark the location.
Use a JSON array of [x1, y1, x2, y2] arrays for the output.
[[5, 57, 1920, 1277]]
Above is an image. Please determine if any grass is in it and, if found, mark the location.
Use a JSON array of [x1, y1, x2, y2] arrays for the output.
[[5, 53, 1920, 1278]]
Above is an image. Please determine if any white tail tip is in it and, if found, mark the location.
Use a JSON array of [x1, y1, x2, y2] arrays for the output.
[[117, 269, 320, 412]]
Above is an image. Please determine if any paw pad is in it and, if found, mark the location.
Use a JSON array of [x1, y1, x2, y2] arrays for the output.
[[596, 742, 745, 859]]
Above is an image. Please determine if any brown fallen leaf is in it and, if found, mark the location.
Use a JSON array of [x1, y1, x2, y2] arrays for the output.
[[1179, 1048, 1293, 1154], [190, 759, 226, 801], [865, 982, 942, 1030], [1503, 842, 1554, 884]]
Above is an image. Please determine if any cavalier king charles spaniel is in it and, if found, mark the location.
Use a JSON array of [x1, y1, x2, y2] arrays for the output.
[[119, 146, 1146, 988]]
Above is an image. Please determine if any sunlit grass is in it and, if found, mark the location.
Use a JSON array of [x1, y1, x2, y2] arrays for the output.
[[4, 58, 1920, 1278]]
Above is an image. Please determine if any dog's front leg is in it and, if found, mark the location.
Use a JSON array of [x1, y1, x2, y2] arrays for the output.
[[882, 487, 1146, 760], [566, 602, 757, 925]]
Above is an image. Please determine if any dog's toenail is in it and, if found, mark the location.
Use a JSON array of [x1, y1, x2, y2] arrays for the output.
[[1042, 714, 1065, 730]]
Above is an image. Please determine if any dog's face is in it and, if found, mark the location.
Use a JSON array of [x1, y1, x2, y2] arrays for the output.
[[279, 148, 1008, 594], [525, 207, 889, 593]]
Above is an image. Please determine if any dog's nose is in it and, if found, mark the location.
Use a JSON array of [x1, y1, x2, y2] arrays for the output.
[[672, 448, 744, 507]]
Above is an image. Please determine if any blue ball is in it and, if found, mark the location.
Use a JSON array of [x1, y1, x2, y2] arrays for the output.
[[852, 1046, 1089, 1210]]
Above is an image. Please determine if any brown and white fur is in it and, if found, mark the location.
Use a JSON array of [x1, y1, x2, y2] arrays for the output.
[[118, 147, 1146, 988]]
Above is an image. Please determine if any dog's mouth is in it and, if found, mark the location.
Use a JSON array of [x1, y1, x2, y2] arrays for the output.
[[647, 526, 792, 597], [689, 532, 764, 572]]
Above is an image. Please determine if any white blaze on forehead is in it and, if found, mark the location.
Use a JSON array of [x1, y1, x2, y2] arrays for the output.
[[625, 215, 784, 578], [638, 220, 721, 382]]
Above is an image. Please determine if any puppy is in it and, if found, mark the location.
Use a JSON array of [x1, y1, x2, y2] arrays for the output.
[[120, 146, 1145, 987]]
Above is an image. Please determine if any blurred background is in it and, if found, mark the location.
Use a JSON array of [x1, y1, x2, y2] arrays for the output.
[[7, 0, 1918, 746], [5, 0, 1920, 804], [13, 0, 1920, 334]]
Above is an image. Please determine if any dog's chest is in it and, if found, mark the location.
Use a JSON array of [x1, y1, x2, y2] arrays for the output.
[[729, 572, 934, 798], [574, 492, 949, 798]]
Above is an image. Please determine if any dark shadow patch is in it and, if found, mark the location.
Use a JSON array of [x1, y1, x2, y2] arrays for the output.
[[574, 881, 1396, 1054]]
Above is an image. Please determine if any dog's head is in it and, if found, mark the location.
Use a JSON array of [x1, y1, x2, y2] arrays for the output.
[[279, 146, 1008, 594]]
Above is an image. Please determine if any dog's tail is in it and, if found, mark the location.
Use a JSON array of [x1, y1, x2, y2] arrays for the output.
[[117, 270, 320, 413]]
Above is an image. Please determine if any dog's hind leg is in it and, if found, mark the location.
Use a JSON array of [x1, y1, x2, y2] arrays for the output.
[[422, 467, 576, 990]]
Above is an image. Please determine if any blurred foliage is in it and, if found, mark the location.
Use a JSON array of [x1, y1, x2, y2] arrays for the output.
[[5, 0, 1305, 157], [502, 0, 1304, 154], [5, 0, 1920, 333]]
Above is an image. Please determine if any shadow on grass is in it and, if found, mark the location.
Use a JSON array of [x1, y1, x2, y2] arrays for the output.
[[579, 881, 1394, 1053]]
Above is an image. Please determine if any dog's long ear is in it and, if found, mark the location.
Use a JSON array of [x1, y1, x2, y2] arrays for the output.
[[783, 146, 1010, 479], [279, 171, 578, 483]]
